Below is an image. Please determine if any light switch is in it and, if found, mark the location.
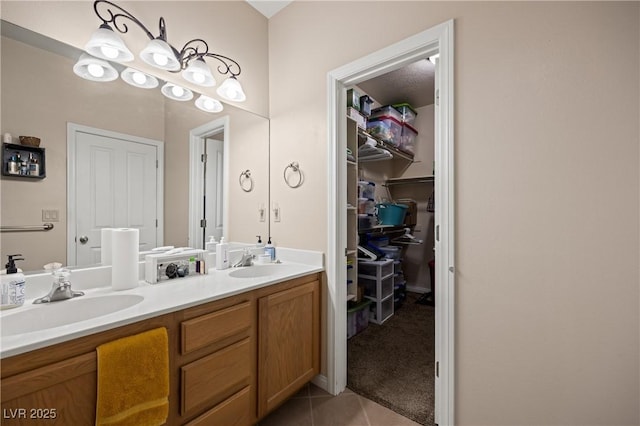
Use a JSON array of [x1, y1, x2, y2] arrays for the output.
[[273, 204, 281, 222], [42, 209, 59, 222]]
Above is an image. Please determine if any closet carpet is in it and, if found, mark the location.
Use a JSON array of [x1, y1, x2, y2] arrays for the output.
[[347, 293, 435, 425]]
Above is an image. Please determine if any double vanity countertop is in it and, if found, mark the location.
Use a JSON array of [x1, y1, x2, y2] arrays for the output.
[[0, 247, 324, 359]]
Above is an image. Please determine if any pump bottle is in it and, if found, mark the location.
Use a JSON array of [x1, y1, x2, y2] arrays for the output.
[[1, 254, 25, 309]]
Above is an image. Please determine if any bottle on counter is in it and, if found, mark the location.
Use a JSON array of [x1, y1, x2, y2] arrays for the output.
[[264, 237, 276, 262], [215, 237, 229, 270], [1, 254, 25, 309]]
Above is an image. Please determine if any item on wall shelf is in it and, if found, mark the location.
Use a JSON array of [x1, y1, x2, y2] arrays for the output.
[[347, 88, 362, 111], [19, 136, 41, 147], [239, 169, 254, 192], [359, 95, 374, 117], [392, 103, 418, 125], [284, 161, 304, 188], [3, 133, 12, 144]]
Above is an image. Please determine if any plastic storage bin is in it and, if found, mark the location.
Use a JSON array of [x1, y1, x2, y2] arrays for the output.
[[347, 299, 372, 338], [400, 123, 418, 155], [379, 246, 401, 260], [393, 103, 418, 125], [347, 88, 362, 111], [360, 275, 394, 300], [376, 203, 408, 226], [360, 95, 374, 116], [358, 180, 375, 199], [358, 198, 375, 215], [358, 214, 375, 230], [370, 105, 403, 122], [366, 115, 402, 146], [358, 258, 394, 279]]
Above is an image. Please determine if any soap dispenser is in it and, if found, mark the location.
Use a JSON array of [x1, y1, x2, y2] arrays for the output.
[[1, 254, 25, 309], [205, 236, 217, 251], [265, 237, 276, 262], [256, 236, 265, 248], [215, 237, 229, 270]]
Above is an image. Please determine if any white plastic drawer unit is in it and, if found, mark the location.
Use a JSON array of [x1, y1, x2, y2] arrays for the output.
[[358, 259, 394, 280]]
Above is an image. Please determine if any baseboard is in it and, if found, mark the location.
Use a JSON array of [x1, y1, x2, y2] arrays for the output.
[[406, 285, 429, 294], [312, 374, 330, 393]]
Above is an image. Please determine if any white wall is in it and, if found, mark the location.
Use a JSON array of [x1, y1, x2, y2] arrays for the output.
[[268, 2, 639, 424]]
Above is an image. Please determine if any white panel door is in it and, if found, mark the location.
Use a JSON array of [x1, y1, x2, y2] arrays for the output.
[[203, 137, 224, 245], [74, 131, 158, 266]]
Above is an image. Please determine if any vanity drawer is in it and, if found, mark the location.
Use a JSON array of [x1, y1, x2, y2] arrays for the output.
[[181, 337, 251, 416], [181, 301, 252, 354], [184, 386, 252, 426]]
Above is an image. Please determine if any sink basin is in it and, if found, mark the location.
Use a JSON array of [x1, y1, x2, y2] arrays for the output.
[[1, 294, 144, 337]]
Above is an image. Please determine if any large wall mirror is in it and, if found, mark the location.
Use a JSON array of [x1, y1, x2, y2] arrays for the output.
[[0, 21, 270, 271]]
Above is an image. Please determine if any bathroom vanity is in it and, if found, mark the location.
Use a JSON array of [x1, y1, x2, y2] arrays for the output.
[[0, 258, 322, 425]]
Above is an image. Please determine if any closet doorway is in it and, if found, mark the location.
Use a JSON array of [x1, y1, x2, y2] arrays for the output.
[[326, 20, 455, 426]]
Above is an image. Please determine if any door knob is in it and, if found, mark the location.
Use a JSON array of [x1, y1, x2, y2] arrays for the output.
[[79, 235, 89, 244]]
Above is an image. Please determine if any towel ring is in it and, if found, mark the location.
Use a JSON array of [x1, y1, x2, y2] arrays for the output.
[[239, 170, 254, 192], [284, 162, 304, 188]]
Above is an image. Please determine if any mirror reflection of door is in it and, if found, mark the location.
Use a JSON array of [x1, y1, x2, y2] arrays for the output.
[[69, 124, 163, 266], [203, 134, 224, 246]]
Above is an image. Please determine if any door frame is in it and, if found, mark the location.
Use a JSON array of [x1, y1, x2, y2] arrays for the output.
[[67, 122, 164, 265], [326, 20, 455, 424], [188, 116, 230, 248]]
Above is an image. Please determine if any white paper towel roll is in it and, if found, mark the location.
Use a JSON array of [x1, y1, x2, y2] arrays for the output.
[[101, 228, 113, 265], [111, 228, 139, 291]]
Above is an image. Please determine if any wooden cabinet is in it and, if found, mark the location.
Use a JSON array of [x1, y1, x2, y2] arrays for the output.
[[257, 278, 320, 416], [1, 353, 96, 425], [0, 273, 320, 425]]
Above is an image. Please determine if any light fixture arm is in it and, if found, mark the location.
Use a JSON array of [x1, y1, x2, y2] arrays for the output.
[[94, 0, 158, 41], [92, 0, 242, 78]]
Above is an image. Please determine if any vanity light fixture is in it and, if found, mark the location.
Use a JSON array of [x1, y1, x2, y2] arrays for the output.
[[82, 0, 246, 102], [121, 67, 159, 89], [160, 82, 193, 101], [195, 95, 223, 113], [73, 53, 118, 82]]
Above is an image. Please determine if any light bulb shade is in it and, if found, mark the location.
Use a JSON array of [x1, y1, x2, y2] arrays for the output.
[[161, 82, 193, 101], [195, 95, 223, 113], [121, 67, 159, 89], [84, 25, 134, 62], [140, 38, 180, 71], [73, 53, 118, 82], [216, 76, 246, 102], [182, 58, 216, 87]]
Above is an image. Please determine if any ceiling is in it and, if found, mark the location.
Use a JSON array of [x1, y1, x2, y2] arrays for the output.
[[357, 59, 435, 109], [247, 1, 292, 19]]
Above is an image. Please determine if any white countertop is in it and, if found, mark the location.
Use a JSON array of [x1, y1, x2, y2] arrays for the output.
[[0, 248, 323, 359]]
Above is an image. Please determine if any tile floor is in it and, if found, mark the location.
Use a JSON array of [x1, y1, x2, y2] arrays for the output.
[[258, 383, 421, 426]]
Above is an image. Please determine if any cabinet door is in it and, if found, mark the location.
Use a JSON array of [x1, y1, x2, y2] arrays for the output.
[[1, 352, 96, 425], [258, 280, 320, 417]]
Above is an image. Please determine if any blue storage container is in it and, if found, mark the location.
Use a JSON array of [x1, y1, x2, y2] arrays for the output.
[[376, 203, 408, 226]]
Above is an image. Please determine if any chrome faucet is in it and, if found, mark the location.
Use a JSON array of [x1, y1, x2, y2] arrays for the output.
[[33, 269, 84, 304], [233, 250, 255, 267]]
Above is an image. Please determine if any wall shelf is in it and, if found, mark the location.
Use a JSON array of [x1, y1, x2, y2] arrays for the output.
[[2, 143, 46, 179], [357, 129, 414, 163]]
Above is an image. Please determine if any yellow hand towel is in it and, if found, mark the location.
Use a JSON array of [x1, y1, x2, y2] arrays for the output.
[[96, 327, 169, 426]]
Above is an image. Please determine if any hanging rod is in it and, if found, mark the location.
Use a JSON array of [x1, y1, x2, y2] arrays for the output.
[[385, 176, 434, 186], [1, 223, 54, 232]]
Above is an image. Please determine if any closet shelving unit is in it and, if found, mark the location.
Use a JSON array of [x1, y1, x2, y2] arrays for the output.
[[346, 117, 359, 302]]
